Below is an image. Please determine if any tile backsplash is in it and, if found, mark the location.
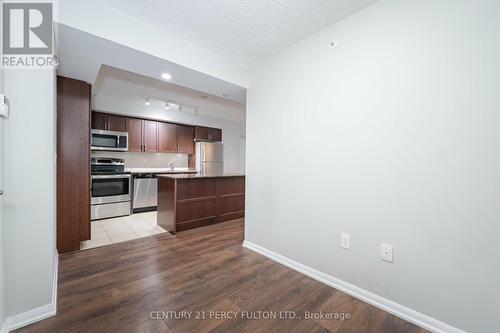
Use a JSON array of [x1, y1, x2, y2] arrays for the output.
[[91, 151, 188, 168]]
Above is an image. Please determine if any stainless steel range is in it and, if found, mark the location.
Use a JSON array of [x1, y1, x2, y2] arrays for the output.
[[91, 157, 131, 220]]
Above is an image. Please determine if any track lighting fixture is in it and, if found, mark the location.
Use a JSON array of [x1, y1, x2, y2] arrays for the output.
[[140, 95, 197, 114]]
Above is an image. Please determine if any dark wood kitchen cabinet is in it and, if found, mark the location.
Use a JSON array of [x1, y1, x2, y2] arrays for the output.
[[143, 120, 158, 152], [158, 122, 176, 153], [157, 175, 245, 233], [91, 112, 106, 130], [128, 117, 143, 152], [107, 114, 128, 132], [91, 111, 128, 132], [176, 124, 195, 154], [128, 118, 159, 152], [195, 126, 222, 142], [90, 111, 207, 156], [57, 76, 91, 253]]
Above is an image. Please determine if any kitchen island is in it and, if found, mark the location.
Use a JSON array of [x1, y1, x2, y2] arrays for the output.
[[157, 174, 245, 233]]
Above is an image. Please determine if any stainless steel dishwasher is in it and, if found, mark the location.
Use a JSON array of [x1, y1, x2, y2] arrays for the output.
[[132, 173, 157, 213]]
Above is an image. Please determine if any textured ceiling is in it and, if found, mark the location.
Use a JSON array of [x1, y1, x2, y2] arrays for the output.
[[100, 0, 377, 67]]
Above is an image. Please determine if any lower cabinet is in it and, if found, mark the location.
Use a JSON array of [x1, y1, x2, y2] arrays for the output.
[[218, 177, 246, 222], [157, 176, 245, 233]]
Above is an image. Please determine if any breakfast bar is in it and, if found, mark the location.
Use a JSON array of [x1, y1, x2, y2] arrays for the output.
[[157, 174, 245, 233]]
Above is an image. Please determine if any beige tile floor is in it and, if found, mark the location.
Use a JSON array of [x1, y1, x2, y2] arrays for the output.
[[81, 211, 168, 250]]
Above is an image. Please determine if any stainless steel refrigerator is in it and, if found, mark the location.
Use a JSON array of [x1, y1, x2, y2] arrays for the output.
[[196, 142, 224, 175]]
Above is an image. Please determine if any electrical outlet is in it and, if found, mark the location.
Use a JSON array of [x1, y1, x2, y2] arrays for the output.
[[380, 244, 393, 263], [340, 233, 351, 250]]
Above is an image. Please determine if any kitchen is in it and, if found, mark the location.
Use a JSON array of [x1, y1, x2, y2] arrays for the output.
[[57, 65, 246, 253]]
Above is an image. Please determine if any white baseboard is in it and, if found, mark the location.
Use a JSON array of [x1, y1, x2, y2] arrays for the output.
[[5, 252, 58, 332], [243, 240, 466, 333]]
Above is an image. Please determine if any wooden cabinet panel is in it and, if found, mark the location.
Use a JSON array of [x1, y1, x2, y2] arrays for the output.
[[91, 112, 128, 132], [57, 76, 91, 253], [177, 198, 217, 223], [128, 118, 143, 152], [177, 178, 217, 200], [158, 122, 176, 153], [219, 176, 245, 222], [194, 126, 208, 141], [106, 114, 128, 132], [158, 176, 245, 233], [92, 111, 203, 155], [91, 111, 106, 130], [143, 120, 158, 152], [219, 195, 245, 214], [209, 128, 222, 142], [220, 177, 245, 195], [176, 124, 194, 154], [195, 126, 222, 142]]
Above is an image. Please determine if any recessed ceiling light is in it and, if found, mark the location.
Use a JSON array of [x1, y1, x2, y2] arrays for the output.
[[161, 73, 172, 80], [165, 102, 170, 109], [144, 97, 151, 106]]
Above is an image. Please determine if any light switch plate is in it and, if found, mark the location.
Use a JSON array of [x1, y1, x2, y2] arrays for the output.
[[340, 233, 351, 250], [380, 244, 393, 263], [0, 95, 9, 118]]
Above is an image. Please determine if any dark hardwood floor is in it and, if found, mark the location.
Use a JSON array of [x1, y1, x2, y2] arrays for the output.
[[16, 219, 427, 333]]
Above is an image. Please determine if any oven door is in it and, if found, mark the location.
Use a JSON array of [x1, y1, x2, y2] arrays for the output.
[[91, 174, 131, 204], [91, 130, 129, 151]]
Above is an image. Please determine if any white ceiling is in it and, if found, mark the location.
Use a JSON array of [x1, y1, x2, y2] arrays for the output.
[[56, 24, 247, 103], [100, 0, 377, 67], [94, 66, 246, 123]]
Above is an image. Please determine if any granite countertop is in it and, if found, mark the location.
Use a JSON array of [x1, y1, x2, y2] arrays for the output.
[[125, 168, 198, 174], [158, 173, 245, 179]]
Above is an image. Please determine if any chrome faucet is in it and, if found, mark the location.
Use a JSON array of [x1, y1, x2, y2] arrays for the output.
[[169, 161, 175, 171]]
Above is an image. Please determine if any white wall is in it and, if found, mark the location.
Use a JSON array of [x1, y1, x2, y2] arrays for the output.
[[93, 94, 246, 174], [245, 1, 500, 332], [2, 68, 57, 322], [0, 1, 5, 329]]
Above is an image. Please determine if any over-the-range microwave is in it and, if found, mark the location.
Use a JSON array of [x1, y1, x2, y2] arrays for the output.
[[91, 129, 129, 151]]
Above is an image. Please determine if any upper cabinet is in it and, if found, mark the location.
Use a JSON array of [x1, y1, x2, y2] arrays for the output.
[[91, 112, 106, 130], [107, 114, 129, 132], [176, 124, 195, 154], [194, 126, 222, 142], [158, 122, 176, 153], [128, 117, 143, 152], [91, 112, 202, 155], [91, 111, 128, 132], [143, 120, 159, 152], [127, 118, 159, 153]]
